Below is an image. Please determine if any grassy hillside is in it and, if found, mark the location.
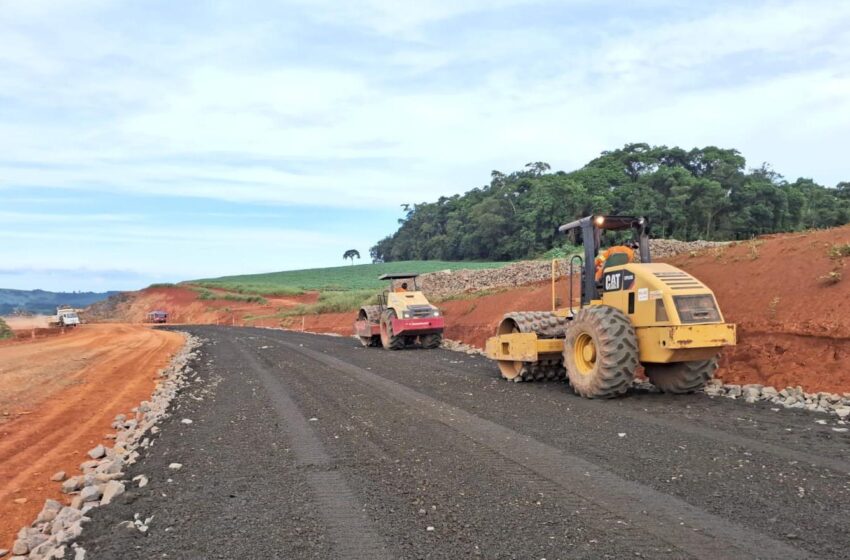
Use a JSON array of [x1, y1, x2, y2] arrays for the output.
[[190, 260, 509, 295]]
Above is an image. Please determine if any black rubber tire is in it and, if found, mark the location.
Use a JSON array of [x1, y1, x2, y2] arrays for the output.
[[644, 358, 718, 394], [380, 309, 405, 350], [420, 333, 442, 349], [563, 305, 638, 398]]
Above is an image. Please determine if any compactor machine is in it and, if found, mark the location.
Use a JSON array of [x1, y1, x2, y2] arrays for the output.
[[485, 215, 736, 398], [354, 273, 444, 350]]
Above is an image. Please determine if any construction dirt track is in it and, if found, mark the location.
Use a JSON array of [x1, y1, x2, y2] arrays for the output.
[[0, 324, 184, 551], [76, 326, 850, 559]]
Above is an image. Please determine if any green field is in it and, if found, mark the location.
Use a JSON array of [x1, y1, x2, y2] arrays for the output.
[[189, 260, 510, 296]]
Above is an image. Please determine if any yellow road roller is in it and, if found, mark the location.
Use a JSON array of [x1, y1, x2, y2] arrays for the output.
[[485, 215, 736, 398]]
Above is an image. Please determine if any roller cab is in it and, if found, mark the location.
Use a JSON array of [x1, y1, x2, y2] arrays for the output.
[[597, 262, 736, 363]]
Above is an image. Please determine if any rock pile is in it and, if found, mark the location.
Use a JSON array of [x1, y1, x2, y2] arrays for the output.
[[703, 380, 850, 418], [442, 339, 850, 423], [8, 335, 200, 560], [441, 338, 484, 356], [420, 260, 572, 297], [649, 239, 727, 260], [419, 239, 727, 297]]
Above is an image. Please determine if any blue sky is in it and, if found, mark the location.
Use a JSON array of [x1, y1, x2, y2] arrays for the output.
[[2, 0, 849, 291]]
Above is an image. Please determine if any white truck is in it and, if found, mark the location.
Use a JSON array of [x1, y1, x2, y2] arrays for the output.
[[50, 306, 81, 327]]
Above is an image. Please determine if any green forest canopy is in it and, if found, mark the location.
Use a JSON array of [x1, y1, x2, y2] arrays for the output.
[[371, 143, 850, 262]]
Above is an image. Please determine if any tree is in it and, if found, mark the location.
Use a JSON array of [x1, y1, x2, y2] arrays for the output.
[[343, 249, 361, 265], [369, 143, 850, 261]]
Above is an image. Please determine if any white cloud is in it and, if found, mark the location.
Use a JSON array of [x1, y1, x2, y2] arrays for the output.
[[0, 222, 377, 287], [0, 211, 141, 223], [291, 0, 544, 37], [1, 0, 846, 207], [1, 0, 850, 290]]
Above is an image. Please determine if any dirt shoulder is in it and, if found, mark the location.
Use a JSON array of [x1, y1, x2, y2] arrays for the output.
[[666, 226, 850, 393], [0, 324, 185, 551]]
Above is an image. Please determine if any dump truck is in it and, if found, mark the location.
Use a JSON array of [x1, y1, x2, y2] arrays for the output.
[[485, 215, 736, 398], [50, 306, 81, 328], [146, 310, 168, 324], [354, 273, 444, 350]]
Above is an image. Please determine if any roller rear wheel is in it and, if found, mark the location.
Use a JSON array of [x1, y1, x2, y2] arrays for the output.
[[497, 359, 528, 382], [357, 306, 381, 347], [563, 305, 638, 398], [645, 358, 718, 394], [420, 333, 442, 349], [496, 316, 526, 381], [380, 309, 405, 350]]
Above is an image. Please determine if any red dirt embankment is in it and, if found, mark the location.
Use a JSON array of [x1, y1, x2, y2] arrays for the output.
[[100, 286, 318, 326], [667, 226, 850, 393], [0, 324, 184, 551]]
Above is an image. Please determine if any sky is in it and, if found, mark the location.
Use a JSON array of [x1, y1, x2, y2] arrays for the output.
[[1, 0, 849, 291]]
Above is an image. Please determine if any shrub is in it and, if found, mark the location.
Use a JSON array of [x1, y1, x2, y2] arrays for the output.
[[828, 243, 850, 259], [820, 270, 842, 284], [280, 290, 378, 316], [191, 287, 267, 304], [540, 244, 582, 260], [747, 238, 763, 260], [0, 317, 12, 340], [222, 294, 267, 304], [192, 281, 304, 297]]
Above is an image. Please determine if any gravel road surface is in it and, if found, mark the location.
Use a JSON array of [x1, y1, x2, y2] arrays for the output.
[[77, 326, 850, 559]]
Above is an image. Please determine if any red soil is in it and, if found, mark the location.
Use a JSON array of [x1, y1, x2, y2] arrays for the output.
[[0, 324, 184, 550], [666, 226, 850, 393], [105, 286, 319, 327], [0, 327, 80, 346]]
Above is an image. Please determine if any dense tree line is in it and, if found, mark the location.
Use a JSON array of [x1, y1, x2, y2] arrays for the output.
[[371, 144, 850, 262]]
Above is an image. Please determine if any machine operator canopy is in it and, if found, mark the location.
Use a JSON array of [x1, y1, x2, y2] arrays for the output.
[[559, 215, 647, 233], [378, 273, 421, 281]]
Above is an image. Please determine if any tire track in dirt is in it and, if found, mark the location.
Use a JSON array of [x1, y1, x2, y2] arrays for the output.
[[229, 339, 390, 560], [269, 330, 850, 475], [352, 343, 850, 476], [266, 340, 682, 558], [273, 337, 809, 560]]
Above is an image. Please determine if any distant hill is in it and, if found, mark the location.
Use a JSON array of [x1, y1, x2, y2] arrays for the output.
[[0, 288, 120, 315]]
